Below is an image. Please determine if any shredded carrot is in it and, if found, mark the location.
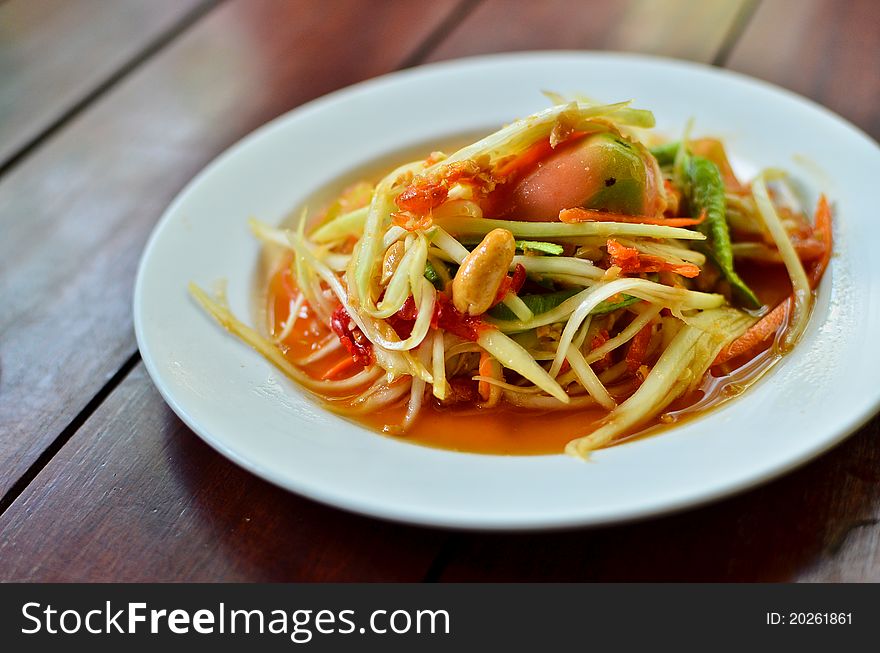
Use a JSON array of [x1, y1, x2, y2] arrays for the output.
[[643, 255, 700, 278], [809, 194, 832, 287], [792, 236, 827, 262], [713, 299, 790, 366], [496, 131, 594, 181], [560, 207, 706, 227], [714, 195, 832, 366], [477, 352, 493, 401], [339, 235, 359, 254], [606, 239, 701, 278], [626, 322, 654, 373], [495, 138, 554, 180], [321, 355, 357, 380]]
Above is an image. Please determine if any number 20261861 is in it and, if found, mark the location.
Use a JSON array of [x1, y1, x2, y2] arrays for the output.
[[766, 613, 852, 625]]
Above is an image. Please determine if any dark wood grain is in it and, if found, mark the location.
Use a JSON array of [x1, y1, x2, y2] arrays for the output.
[[0, 366, 446, 582], [0, 0, 462, 500], [727, 0, 880, 140], [0, 0, 211, 168], [425, 0, 753, 63], [428, 420, 880, 581]]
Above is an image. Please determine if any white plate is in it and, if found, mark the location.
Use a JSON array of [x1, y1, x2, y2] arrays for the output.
[[135, 52, 880, 530]]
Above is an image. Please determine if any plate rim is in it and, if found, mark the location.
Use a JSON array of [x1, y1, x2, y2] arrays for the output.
[[134, 50, 880, 530]]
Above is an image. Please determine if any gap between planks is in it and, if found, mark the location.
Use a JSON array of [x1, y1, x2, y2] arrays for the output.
[[711, 0, 762, 66], [0, 0, 224, 179], [0, 351, 141, 518], [397, 0, 483, 70]]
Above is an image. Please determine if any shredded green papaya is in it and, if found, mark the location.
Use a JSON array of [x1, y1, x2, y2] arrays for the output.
[[515, 240, 565, 256], [488, 289, 639, 321]]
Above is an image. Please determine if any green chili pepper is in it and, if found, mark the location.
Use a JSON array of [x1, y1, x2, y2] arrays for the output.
[[649, 141, 680, 167], [683, 155, 760, 308], [424, 260, 442, 289]]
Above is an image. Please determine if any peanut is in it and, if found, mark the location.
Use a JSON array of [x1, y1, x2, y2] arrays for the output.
[[380, 240, 405, 284], [452, 228, 515, 315]]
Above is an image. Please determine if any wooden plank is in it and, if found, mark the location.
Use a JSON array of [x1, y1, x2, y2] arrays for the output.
[[0, 366, 445, 581], [727, 0, 880, 140], [427, 421, 880, 581], [0, 0, 211, 167], [426, 0, 752, 63], [0, 0, 462, 500], [431, 0, 880, 582]]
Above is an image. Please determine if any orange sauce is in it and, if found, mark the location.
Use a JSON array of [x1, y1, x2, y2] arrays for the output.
[[266, 253, 794, 455], [368, 403, 613, 455]]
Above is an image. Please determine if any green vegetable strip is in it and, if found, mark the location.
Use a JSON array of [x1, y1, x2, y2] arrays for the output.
[[752, 172, 812, 350], [685, 156, 761, 308], [488, 289, 638, 321], [435, 217, 706, 241], [615, 237, 706, 266], [426, 255, 451, 287], [516, 240, 564, 255], [545, 92, 658, 128], [550, 278, 668, 377], [290, 231, 432, 381], [500, 293, 534, 322], [565, 345, 616, 410], [374, 236, 425, 319], [190, 282, 385, 395], [490, 281, 723, 333], [429, 101, 643, 173], [584, 304, 663, 364], [489, 288, 577, 320], [352, 161, 422, 310], [430, 227, 470, 263], [477, 330, 569, 403], [510, 255, 603, 280], [649, 141, 679, 167], [568, 325, 703, 457], [423, 260, 442, 288], [430, 330, 447, 400], [565, 307, 752, 458], [310, 206, 368, 243], [591, 294, 641, 315]]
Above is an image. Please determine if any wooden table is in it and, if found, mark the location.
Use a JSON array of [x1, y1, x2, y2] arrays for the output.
[[1, 0, 878, 582]]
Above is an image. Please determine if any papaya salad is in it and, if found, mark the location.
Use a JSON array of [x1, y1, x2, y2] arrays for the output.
[[190, 95, 832, 458]]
